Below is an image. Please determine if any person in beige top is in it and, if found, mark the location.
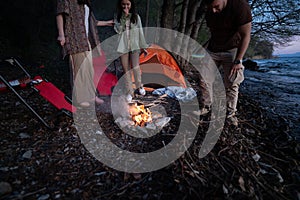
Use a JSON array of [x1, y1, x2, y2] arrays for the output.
[[114, 0, 149, 102], [56, 0, 113, 107]]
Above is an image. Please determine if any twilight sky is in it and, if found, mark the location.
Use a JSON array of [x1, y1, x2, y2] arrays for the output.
[[273, 36, 300, 55]]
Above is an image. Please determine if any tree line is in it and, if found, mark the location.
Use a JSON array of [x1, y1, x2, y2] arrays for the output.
[[155, 0, 299, 59], [135, 0, 299, 60], [0, 0, 299, 62]]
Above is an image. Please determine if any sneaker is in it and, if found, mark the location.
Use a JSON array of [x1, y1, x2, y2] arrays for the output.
[[138, 87, 146, 96], [193, 107, 210, 116], [125, 94, 133, 102], [226, 115, 238, 126]]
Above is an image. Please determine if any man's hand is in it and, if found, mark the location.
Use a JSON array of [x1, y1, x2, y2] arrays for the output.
[[97, 20, 115, 26], [229, 63, 243, 80], [57, 35, 65, 46], [107, 19, 114, 26]]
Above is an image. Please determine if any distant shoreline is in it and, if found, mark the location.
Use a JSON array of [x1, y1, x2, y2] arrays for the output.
[[273, 51, 300, 58], [249, 54, 300, 60]]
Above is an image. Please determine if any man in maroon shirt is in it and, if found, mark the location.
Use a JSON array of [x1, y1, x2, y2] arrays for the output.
[[196, 0, 252, 126]]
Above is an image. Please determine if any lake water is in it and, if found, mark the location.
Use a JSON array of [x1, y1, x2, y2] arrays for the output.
[[241, 56, 300, 138]]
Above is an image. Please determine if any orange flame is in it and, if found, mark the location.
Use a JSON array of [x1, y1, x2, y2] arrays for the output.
[[129, 103, 152, 127]]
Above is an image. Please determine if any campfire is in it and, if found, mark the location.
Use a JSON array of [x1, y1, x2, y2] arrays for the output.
[[114, 98, 171, 133], [129, 103, 152, 127]]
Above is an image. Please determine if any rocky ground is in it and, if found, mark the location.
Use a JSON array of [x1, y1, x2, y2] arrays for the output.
[[0, 58, 299, 200]]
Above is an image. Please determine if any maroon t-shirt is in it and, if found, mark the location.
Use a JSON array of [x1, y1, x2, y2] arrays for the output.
[[206, 0, 252, 52]]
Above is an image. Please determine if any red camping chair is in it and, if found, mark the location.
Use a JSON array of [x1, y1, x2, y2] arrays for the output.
[[0, 57, 76, 129], [93, 51, 118, 96]]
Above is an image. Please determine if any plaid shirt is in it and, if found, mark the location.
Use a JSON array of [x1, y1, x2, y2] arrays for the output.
[[57, 0, 100, 56]]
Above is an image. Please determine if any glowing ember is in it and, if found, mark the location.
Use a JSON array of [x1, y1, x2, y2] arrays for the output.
[[129, 103, 152, 127]]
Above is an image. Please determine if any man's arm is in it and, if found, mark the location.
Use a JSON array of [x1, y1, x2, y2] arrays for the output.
[[230, 22, 251, 76], [236, 22, 251, 61], [56, 14, 65, 46]]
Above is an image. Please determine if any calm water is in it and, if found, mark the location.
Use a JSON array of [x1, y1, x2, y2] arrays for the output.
[[241, 56, 300, 138]]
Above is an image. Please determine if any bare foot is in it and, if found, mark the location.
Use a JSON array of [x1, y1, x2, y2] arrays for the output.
[[79, 102, 90, 107], [95, 96, 104, 104]]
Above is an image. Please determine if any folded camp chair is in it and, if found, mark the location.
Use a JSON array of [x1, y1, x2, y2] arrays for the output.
[[93, 51, 118, 96], [0, 57, 76, 129]]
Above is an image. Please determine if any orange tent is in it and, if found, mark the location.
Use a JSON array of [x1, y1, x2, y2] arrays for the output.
[[93, 44, 187, 95], [139, 44, 187, 90]]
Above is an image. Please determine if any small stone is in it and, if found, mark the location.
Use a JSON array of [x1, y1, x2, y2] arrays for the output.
[[0, 182, 12, 196], [0, 167, 9, 172], [252, 153, 261, 162], [22, 150, 32, 159], [155, 117, 171, 128], [37, 194, 50, 200], [19, 133, 30, 139], [95, 130, 103, 135]]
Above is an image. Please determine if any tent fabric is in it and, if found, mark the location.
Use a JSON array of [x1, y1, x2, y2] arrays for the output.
[[139, 44, 187, 88], [153, 86, 197, 102], [92, 44, 186, 95]]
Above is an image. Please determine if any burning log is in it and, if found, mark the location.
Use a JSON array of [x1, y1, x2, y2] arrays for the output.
[[129, 103, 152, 127]]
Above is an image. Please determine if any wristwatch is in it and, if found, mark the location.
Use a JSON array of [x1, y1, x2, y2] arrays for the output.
[[233, 59, 242, 65]]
